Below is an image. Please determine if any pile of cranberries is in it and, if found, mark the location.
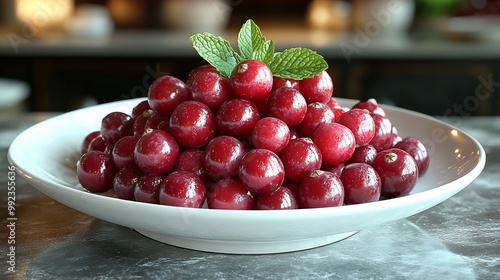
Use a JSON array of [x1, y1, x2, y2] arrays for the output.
[[77, 59, 430, 210]]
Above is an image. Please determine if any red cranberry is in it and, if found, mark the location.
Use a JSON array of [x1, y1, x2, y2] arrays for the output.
[[230, 59, 273, 102], [159, 171, 206, 208], [134, 130, 179, 174], [175, 149, 212, 184], [279, 137, 322, 182], [390, 126, 401, 147], [330, 107, 345, 121], [87, 135, 112, 153], [282, 179, 300, 202], [255, 186, 299, 210], [111, 136, 139, 170], [216, 98, 259, 140], [239, 149, 285, 194], [169, 100, 215, 148], [321, 163, 345, 178], [346, 144, 378, 165], [299, 70, 333, 104], [372, 148, 419, 198], [133, 109, 153, 137], [312, 122, 356, 166], [326, 97, 341, 109], [144, 111, 169, 131], [81, 131, 101, 154], [251, 117, 290, 153], [352, 98, 386, 117], [190, 66, 233, 111], [340, 163, 381, 204], [113, 165, 143, 201], [77, 151, 116, 193], [207, 178, 254, 210], [272, 77, 300, 91], [337, 108, 375, 147], [204, 136, 246, 180], [299, 170, 344, 208], [267, 87, 307, 127], [148, 75, 191, 116], [131, 100, 151, 119], [369, 114, 393, 151], [394, 137, 430, 177], [186, 64, 216, 87], [100, 111, 134, 145], [298, 102, 335, 137], [134, 173, 162, 204]]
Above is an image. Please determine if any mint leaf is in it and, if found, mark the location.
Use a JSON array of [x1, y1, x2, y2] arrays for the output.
[[237, 19, 265, 59], [269, 48, 328, 80], [190, 33, 242, 78], [254, 40, 275, 64]]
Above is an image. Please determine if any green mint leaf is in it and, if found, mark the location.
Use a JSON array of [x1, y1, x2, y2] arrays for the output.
[[190, 32, 242, 78], [269, 47, 328, 80], [253, 40, 275, 64], [237, 19, 265, 59]]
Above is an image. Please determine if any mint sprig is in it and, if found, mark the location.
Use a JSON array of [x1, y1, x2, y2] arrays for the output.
[[189, 19, 328, 80]]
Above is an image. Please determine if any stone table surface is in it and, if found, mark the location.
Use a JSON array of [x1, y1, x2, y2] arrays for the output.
[[1, 113, 499, 280]]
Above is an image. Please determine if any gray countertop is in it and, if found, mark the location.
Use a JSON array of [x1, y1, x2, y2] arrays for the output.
[[1, 113, 499, 279]]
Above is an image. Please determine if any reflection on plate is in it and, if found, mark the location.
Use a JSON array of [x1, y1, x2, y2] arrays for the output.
[[8, 98, 486, 254]]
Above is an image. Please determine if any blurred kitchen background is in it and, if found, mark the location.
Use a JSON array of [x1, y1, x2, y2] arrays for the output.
[[0, 0, 499, 116]]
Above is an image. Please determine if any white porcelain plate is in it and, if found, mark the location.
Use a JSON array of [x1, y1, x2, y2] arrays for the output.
[[8, 98, 486, 254]]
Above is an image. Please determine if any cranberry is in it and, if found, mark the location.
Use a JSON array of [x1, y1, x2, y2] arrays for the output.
[[337, 108, 375, 147], [272, 76, 300, 91], [186, 64, 216, 87], [159, 171, 206, 208], [87, 135, 111, 153], [100, 112, 134, 145], [230, 59, 273, 102], [204, 136, 246, 180], [169, 100, 215, 148], [175, 149, 212, 184], [299, 70, 333, 104], [267, 87, 307, 127], [299, 170, 344, 208], [369, 113, 393, 151], [111, 136, 139, 170], [321, 163, 345, 178], [390, 126, 401, 147], [134, 130, 179, 174], [298, 102, 335, 137], [113, 165, 143, 201], [255, 186, 299, 210], [216, 98, 259, 140], [144, 111, 169, 131], [326, 97, 341, 109], [77, 151, 116, 193], [81, 131, 101, 154], [251, 117, 290, 153], [352, 98, 386, 117], [289, 130, 300, 140], [340, 163, 381, 204], [330, 107, 345, 121], [190, 66, 233, 111], [394, 137, 430, 177], [133, 109, 153, 137], [239, 149, 285, 194], [372, 148, 419, 198], [279, 137, 322, 182], [134, 173, 162, 204], [312, 123, 356, 166], [207, 178, 254, 210], [282, 179, 300, 202], [131, 100, 151, 119], [148, 75, 191, 116], [346, 144, 378, 165]]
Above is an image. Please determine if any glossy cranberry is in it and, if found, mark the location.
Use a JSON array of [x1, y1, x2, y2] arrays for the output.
[[190, 66, 233, 111], [230, 59, 273, 102], [239, 149, 285, 194], [186, 64, 216, 87], [369, 114, 393, 151], [148, 75, 191, 116], [299, 170, 344, 208], [337, 108, 375, 146], [204, 136, 246, 180], [289, 130, 300, 140], [272, 76, 300, 91], [326, 97, 341, 109], [330, 107, 345, 121], [77, 151, 116, 193], [251, 117, 290, 153], [299, 70, 333, 104], [321, 163, 345, 178], [282, 179, 300, 202], [169, 100, 215, 148], [131, 100, 151, 119], [298, 102, 335, 137], [134, 130, 179, 174], [159, 171, 206, 208], [267, 87, 307, 127], [111, 136, 139, 170], [88, 135, 112, 153], [346, 144, 378, 165], [134, 173, 162, 204], [144, 111, 170, 132], [394, 137, 430, 177], [255, 186, 299, 210], [207, 178, 254, 210], [372, 148, 419, 198], [216, 98, 259, 140], [81, 131, 101, 154], [100, 111, 134, 145], [312, 123, 356, 166], [390, 126, 401, 147], [113, 165, 143, 201], [175, 149, 212, 184], [133, 109, 153, 137], [279, 137, 322, 182], [340, 163, 381, 204], [353, 98, 386, 117]]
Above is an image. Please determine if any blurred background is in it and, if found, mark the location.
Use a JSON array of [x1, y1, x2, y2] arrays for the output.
[[0, 0, 499, 116]]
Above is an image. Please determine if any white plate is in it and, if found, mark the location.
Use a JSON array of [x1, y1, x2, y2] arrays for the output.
[[8, 98, 486, 254]]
